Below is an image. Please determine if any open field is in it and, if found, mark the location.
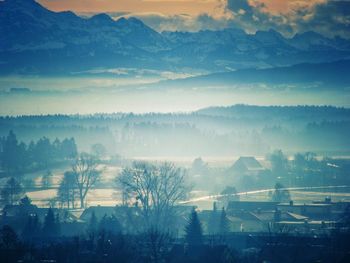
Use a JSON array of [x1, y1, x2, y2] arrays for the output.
[[1, 158, 349, 209]]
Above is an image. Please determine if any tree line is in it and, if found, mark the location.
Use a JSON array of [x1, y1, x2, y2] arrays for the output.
[[0, 130, 78, 175]]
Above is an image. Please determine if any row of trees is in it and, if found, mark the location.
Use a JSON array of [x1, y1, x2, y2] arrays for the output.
[[0, 131, 78, 175], [0, 152, 101, 208]]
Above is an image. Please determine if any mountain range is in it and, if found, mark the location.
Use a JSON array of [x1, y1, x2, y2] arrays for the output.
[[155, 59, 350, 89], [1, 0, 350, 75]]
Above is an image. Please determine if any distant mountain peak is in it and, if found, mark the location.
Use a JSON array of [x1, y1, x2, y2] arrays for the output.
[[2, 0, 40, 7], [1, 0, 51, 15], [255, 29, 283, 38], [89, 13, 115, 24], [293, 31, 326, 40], [116, 17, 146, 27]]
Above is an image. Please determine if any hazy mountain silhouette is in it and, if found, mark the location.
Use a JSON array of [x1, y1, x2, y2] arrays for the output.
[[157, 60, 350, 89]]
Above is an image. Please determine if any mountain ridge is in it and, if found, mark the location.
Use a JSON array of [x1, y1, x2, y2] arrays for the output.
[[1, 0, 350, 75], [153, 59, 350, 89]]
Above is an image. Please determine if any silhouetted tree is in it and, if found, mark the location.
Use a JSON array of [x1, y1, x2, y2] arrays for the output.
[[208, 202, 219, 235], [71, 153, 101, 208], [2, 131, 19, 174], [52, 138, 61, 159], [185, 208, 203, 246], [117, 162, 190, 232], [57, 171, 77, 209], [61, 138, 78, 159], [19, 195, 32, 206], [17, 142, 28, 171], [35, 137, 52, 168], [0, 177, 25, 205]]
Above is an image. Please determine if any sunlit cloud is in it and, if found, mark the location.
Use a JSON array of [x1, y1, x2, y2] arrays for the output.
[[37, 0, 350, 37]]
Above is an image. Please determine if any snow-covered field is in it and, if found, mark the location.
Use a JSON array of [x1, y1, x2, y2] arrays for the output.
[[2, 161, 350, 209]]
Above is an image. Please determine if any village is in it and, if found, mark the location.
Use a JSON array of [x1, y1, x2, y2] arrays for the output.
[[0, 130, 350, 262]]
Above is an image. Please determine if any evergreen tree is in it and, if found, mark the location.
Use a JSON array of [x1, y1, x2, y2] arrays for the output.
[[57, 171, 77, 209], [27, 141, 36, 166], [52, 138, 61, 159], [208, 202, 219, 235], [35, 137, 52, 168], [17, 142, 28, 172], [19, 195, 32, 206], [61, 138, 78, 159], [0, 177, 25, 205], [185, 208, 203, 246], [2, 130, 19, 174]]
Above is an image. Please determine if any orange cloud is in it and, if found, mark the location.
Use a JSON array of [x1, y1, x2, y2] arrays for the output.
[[37, 0, 329, 17], [38, 0, 219, 15], [252, 0, 327, 14]]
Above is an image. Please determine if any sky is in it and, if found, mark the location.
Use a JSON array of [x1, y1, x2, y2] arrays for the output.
[[38, 0, 350, 37]]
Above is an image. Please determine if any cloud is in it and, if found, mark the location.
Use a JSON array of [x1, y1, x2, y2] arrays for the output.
[[224, 0, 350, 38], [296, 0, 350, 38], [38, 0, 219, 15], [40, 0, 350, 37], [108, 0, 233, 32], [110, 12, 232, 32], [110, 0, 350, 38]]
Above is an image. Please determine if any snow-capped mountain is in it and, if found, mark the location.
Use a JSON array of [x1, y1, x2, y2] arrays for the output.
[[1, 0, 350, 75]]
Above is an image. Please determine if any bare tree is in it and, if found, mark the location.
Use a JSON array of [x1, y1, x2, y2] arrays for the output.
[[72, 153, 101, 208], [116, 162, 190, 232]]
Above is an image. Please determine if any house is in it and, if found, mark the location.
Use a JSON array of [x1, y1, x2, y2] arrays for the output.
[[230, 157, 264, 175], [1, 204, 77, 223], [274, 220, 336, 234], [1, 204, 84, 237], [277, 202, 333, 220], [227, 201, 279, 214], [200, 203, 307, 233], [80, 205, 194, 236], [80, 205, 119, 222], [313, 198, 350, 213], [226, 209, 308, 233]]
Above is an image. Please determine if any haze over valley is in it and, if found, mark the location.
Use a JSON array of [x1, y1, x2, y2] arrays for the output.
[[1, 1, 350, 262]]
